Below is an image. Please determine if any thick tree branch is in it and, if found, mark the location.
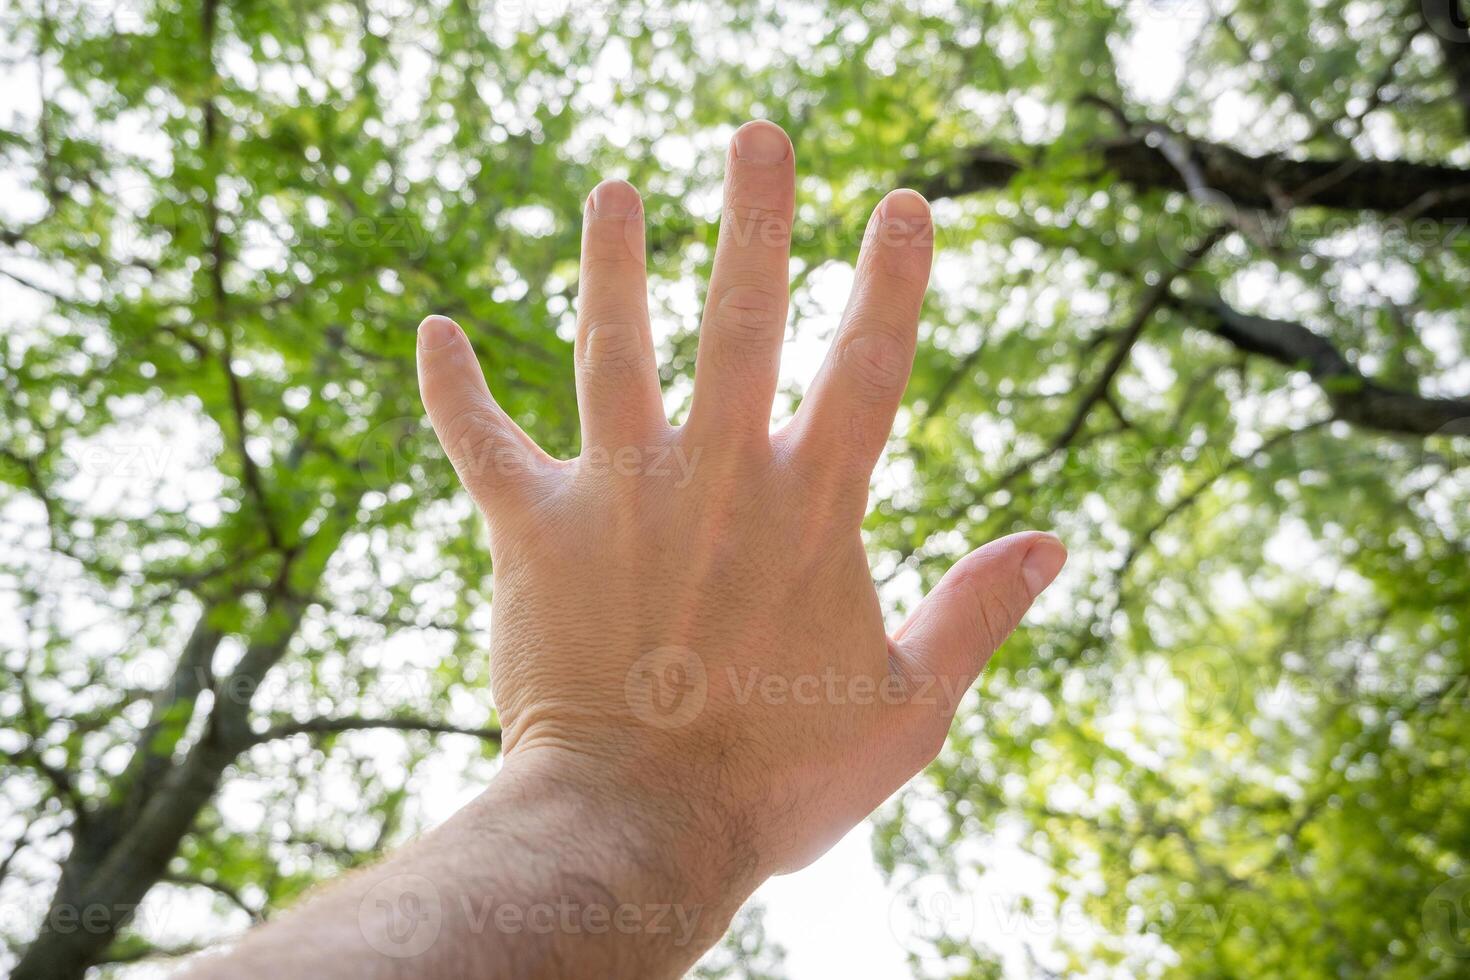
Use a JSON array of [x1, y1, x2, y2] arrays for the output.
[[254, 715, 502, 745], [115, 610, 224, 822], [12, 531, 340, 980], [1183, 298, 1470, 437], [920, 130, 1470, 220]]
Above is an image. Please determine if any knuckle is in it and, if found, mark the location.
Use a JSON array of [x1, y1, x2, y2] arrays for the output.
[[959, 575, 1023, 653], [713, 283, 787, 346], [716, 279, 785, 316], [440, 403, 495, 447], [439, 405, 506, 477], [579, 319, 648, 375], [837, 332, 910, 402]]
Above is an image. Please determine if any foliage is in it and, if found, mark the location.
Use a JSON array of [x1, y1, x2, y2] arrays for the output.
[[0, 0, 1467, 976]]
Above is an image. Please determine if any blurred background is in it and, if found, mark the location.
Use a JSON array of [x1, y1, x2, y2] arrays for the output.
[[2, 0, 1468, 976]]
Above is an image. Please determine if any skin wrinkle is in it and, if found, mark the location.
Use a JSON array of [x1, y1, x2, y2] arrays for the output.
[[183, 120, 1066, 980]]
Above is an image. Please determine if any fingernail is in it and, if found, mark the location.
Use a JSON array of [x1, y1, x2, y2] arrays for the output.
[[881, 188, 930, 222], [733, 120, 790, 163], [589, 179, 642, 217], [1021, 534, 1067, 599], [418, 315, 459, 351]]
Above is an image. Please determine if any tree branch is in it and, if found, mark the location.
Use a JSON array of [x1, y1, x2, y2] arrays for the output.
[[1117, 421, 1329, 586], [253, 715, 502, 745], [1046, 227, 1229, 456], [1182, 297, 1470, 437], [114, 610, 224, 822], [933, 228, 1228, 521], [5, 667, 91, 826], [94, 938, 208, 966], [920, 129, 1470, 220], [163, 872, 264, 922]]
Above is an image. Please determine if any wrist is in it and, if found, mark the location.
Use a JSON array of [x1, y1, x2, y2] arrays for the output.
[[474, 743, 763, 959]]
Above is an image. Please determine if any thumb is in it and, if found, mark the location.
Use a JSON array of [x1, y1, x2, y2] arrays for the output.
[[894, 531, 1066, 701]]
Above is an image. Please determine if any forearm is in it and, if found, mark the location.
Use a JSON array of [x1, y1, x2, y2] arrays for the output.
[[183, 748, 757, 979]]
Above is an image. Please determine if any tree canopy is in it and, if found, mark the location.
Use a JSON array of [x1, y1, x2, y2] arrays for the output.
[[1, 0, 1467, 977]]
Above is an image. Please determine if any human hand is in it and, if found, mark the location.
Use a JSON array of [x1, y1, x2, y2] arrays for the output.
[[181, 119, 1068, 980], [417, 119, 1065, 898]]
